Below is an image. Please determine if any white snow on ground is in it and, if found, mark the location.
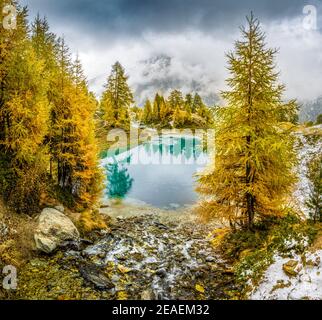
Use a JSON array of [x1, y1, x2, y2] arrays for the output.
[[293, 125, 322, 218], [251, 250, 322, 300], [251, 125, 322, 300]]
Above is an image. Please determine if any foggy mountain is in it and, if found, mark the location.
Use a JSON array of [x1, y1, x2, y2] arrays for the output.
[[131, 54, 220, 106], [299, 96, 322, 122]]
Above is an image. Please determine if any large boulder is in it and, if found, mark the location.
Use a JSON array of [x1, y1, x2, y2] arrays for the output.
[[34, 208, 80, 253]]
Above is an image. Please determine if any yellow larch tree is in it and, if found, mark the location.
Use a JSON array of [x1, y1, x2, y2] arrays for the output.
[[197, 14, 297, 230]]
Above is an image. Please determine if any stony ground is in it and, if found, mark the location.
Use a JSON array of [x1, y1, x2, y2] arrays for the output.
[[15, 214, 240, 300]]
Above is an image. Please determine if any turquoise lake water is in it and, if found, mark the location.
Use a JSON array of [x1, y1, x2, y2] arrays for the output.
[[101, 135, 209, 209]]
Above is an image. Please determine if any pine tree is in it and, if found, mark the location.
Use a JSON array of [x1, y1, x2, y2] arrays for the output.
[[0, 0, 27, 149], [168, 89, 184, 111], [31, 14, 57, 70], [158, 95, 170, 127], [31, 14, 59, 179], [69, 57, 103, 207], [49, 37, 75, 193], [197, 14, 297, 229], [192, 93, 203, 113], [172, 105, 186, 128], [106, 163, 133, 200], [184, 93, 193, 115], [0, 4, 51, 212], [278, 99, 299, 124], [142, 99, 153, 125], [0, 3, 102, 212], [49, 42, 102, 208], [100, 62, 134, 131], [152, 93, 162, 123], [191, 93, 213, 128]]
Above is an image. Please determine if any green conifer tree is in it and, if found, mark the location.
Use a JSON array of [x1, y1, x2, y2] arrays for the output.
[[100, 62, 134, 131], [142, 99, 153, 125]]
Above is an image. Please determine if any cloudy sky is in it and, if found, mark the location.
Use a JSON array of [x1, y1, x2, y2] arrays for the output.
[[21, 0, 322, 104]]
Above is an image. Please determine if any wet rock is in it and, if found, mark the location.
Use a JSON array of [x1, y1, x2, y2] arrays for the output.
[[111, 274, 120, 283], [156, 268, 167, 278], [81, 238, 94, 245], [206, 256, 216, 263], [20, 213, 237, 300], [65, 250, 81, 258], [153, 222, 169, 230], [79, 264, 115, 290], [34, 208, 80, 254]]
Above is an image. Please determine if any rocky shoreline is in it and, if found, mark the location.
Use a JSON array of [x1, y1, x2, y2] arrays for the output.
[[15, 211, 240, 300]]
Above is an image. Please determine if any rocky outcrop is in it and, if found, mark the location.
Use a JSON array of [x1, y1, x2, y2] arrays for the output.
[[34, 208, 80, 254]]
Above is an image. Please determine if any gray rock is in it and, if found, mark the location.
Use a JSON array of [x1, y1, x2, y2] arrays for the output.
[[156, 268, 167, 278], [206, 256, 216, 263], [80, 264, 115, 290], [34, 208, 80, 253], [54, 205, 65, 213], [0, 222, 9, 238]]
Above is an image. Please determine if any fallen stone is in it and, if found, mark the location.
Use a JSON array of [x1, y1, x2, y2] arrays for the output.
[[79, 264, 115, 290], [34, 208, 80, 254], [283, 260, 300, 277]]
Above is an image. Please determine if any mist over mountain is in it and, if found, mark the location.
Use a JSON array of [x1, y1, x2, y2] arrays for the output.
[[300, 97, 322, 122], [131, 54, 220, 106], [131, 54, 322, 121]]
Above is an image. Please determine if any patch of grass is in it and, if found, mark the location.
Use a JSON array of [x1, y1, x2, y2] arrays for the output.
[[0, 200, 37, 299]]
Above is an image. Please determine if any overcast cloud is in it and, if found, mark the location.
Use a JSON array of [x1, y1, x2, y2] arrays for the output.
[[21, 0, 322, 104]]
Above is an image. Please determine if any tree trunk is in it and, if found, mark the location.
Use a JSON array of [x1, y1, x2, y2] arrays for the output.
[[246, 136, 255, 229]]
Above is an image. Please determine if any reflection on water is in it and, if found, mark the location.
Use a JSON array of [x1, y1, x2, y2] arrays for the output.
[[105, 161, 134, 200], [102, 135, 209, 209]]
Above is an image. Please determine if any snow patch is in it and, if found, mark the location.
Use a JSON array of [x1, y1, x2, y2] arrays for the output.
[[293, 129, 322, 219], [251, 250, 322, 300]]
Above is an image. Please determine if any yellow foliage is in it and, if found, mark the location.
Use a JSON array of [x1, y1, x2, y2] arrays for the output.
[[117, 291, 128, 300], [78, 210, 108, 234], [195, 284, 205, 293], [209, 228, 230, 248], [238, 249, 253, 260], [197, 15, 297, 229], [118, 264, 131, 274]]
